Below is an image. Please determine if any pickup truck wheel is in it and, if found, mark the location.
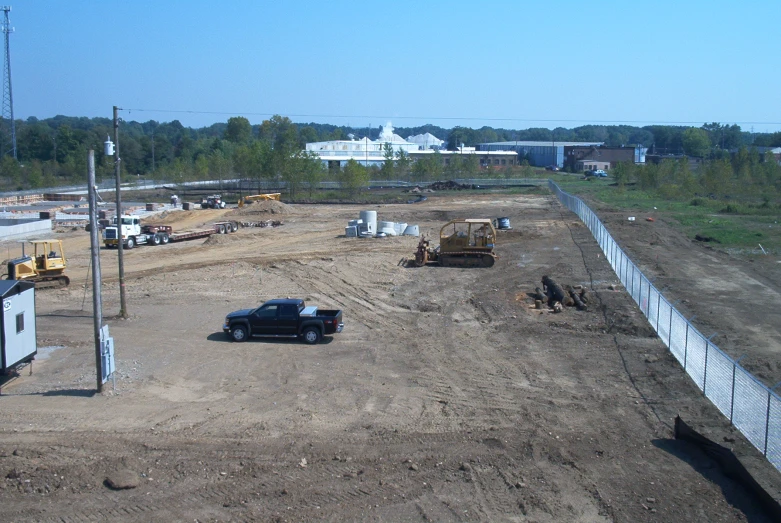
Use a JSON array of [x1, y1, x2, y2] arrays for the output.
[[302, 327, 321, 345], [126, 237, 135, 249], [231, 325, 248, 342]]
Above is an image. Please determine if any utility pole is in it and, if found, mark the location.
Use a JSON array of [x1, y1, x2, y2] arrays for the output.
[[88, 150, 104, 393], [1, 6, 16, 159], [113, 105, 128, 318]]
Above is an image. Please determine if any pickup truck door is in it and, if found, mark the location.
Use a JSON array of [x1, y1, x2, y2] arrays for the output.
[[250, 304, 279, 334], [277, 304, 299, 335]]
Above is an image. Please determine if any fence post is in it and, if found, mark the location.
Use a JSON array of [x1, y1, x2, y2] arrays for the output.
[[639, 276, 644, 313], [684, 322, 689, 370], [765, 381, 781, 456], [730, 355, 746, 423], [656, 293, 661, 333], [631, 264, 635, 302], [703, 342, 709, 393]]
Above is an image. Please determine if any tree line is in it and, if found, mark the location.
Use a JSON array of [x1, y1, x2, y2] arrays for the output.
[[0, 114, 779, 193]]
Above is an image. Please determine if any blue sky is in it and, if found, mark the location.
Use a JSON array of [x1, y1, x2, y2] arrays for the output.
[[9, 0, 781, 132]]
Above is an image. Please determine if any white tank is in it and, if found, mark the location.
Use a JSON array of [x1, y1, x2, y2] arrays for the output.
[[348, 219, 363, 227], [394, 222, 407, 235], [359, 210, 377, 235], [403, 225, 420, 236], [380, 226, 397, 236]]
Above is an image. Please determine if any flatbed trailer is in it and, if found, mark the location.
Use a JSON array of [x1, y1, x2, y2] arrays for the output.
[[168, 229, 216, 242], [104, 215, 240, 249]]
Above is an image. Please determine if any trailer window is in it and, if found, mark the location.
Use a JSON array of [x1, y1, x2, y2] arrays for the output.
[[16, 313, 24, 333]]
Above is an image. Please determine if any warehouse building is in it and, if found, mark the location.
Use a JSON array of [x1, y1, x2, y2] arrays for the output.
[[478, 141, 603, 168]]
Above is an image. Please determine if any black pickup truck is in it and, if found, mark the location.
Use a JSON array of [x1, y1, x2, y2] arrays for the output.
[[223, 298, 344, 344]]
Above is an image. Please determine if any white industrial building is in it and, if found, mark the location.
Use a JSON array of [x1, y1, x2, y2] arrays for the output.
[[306, 122, 516, 168]]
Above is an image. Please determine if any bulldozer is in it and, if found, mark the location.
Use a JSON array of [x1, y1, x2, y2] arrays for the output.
[[414, 218, 497, 268], [238, 193, 281, 208], [6, 240, 70, 288]]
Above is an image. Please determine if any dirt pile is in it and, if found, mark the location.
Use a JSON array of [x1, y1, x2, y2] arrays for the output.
[[203, 233, 243, 246], [428, 180, 476, 191], [227, 199, 293, 217]]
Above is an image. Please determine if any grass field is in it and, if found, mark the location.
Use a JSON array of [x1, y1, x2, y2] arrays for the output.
[[555, 176, 781, 255]]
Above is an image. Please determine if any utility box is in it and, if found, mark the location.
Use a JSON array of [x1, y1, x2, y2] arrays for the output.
[[0, 280, 36, 372]]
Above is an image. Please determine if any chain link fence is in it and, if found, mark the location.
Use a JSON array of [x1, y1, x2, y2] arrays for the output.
[[549, 180, 781, 472]]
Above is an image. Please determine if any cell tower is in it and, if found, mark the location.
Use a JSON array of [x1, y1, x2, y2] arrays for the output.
[[1, 6, 15, 159]]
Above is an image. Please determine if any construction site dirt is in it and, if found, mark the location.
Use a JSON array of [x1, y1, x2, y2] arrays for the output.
[[1, 193, 780, 522]]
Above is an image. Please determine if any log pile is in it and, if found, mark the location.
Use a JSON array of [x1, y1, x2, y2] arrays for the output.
[[536, 275, 590, 313]]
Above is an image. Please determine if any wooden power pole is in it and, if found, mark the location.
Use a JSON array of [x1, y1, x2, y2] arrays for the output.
[[88, 150, 103, 393], [113, 105, 128, 318]]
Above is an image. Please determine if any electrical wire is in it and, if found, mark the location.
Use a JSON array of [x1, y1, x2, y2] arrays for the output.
[[120, 108, 781, 127]]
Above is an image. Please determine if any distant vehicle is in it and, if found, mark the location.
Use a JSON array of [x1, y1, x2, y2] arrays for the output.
[[585, 169, 608, 177], [201, 195, 226, 209], [545, 165, 560, 172], [223, 298, 344, 344]]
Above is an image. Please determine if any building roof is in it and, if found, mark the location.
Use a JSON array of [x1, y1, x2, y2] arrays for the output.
[[407, 133, 444, 147], [0, 280, 35, 298]]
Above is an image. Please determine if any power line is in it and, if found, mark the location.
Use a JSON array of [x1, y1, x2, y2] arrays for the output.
[[121, 108, 781, 127]]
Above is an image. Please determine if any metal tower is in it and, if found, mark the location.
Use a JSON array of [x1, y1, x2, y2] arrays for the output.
[[1, 6, 15, 159]]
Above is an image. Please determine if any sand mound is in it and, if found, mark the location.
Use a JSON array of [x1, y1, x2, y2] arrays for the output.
[[227, 200, 293, 217]]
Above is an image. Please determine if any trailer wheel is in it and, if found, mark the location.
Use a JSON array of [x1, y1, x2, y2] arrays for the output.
[[151, 234, 161, 246], [302, 327, 321, 345], [218, 224, 226, 234], [231, 222, 238, 232], [231, 325, 248, 342], [160, 233, 170, 244], [126, 237, 135, 249]]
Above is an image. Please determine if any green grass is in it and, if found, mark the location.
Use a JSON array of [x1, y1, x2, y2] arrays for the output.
[[556, 179, 781, 254]]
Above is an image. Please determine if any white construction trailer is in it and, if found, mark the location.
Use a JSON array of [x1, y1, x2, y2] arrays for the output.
[[0, 280, 36, 372]]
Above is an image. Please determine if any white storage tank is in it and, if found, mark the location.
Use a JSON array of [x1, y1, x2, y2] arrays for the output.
[[359, 210, 377, 235], [403, 225, 420, 236], [394, 222, 407, 235]]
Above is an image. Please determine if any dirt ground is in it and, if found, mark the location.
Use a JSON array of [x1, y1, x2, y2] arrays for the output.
[[1, 192, 780, 522]]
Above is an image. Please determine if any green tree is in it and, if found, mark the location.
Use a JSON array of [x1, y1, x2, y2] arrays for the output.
[[462, 153, 479, 177], [445, 153, 463, 178], [208, 150, 232, 185], [298, 126, 318, 147], [339, 159, 369, 197], [682, 127, 711, 157], [295, 151, 325, 198], [395, 149, 411, 180], [380, 143, 395, 179], [0, 155, 21, 189], [25, 160, 44, 188], [224, 116, 252, 144], [700, 158, 732, 196]]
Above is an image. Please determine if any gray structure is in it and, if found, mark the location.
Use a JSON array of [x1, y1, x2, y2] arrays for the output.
[[478, 141, 603, 168], [0, 280, 36, 371], [0, 217, 52, 240]]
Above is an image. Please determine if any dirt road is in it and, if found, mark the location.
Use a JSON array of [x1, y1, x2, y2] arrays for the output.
[[0, 194, 779, 522]]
